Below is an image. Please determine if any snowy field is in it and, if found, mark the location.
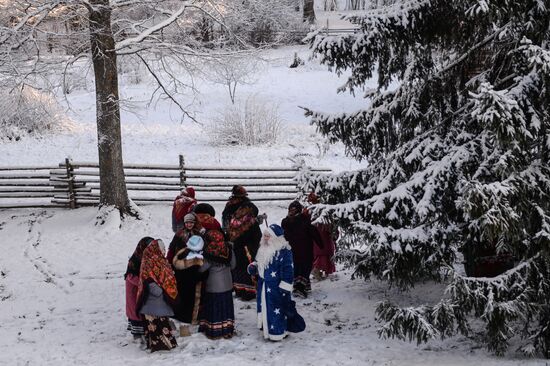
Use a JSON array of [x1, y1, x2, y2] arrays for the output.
[[0, 44, 366, 170], [0, 205, 546, 366], [0, 42, 548, 365]]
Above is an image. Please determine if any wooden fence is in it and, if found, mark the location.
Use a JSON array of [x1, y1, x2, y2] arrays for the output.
[[0, 156, 330, 209], [0, 159, 80, 209]]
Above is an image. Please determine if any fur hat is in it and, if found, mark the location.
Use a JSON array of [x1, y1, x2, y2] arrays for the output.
[[184, 212, 197, 223], [231, 185, 247, 198], [187, 235, 204, 252], [269, 224, 284, 237], [288, 200, 303, 212], [193, 203, 216, 217]]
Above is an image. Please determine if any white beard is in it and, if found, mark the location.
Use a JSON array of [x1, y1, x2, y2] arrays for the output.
[[255, 229, 290, 275]]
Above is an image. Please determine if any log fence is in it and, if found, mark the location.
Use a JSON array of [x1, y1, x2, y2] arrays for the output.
[[0, 155, 330, 209]]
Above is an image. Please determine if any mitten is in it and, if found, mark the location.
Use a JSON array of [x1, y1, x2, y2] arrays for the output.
[[247, 262, 258, 276]]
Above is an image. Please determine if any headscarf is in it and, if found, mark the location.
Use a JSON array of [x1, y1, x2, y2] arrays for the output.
[[137, 239, 178, 305], [203, 229, 232, 265], [307, 192, 320, 204], [193, 213, 231, 264], [181, 187, 196, 198], [196, 212, 222, 231], [124, 236, 154, 279], [227, 205, 256, 241], [173, 187, 197, 224]]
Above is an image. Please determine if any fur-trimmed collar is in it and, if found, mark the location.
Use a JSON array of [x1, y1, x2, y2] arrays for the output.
[[255, 230, 290, 275], [173, 256, 204, 270], [173, 247, 204, 270]]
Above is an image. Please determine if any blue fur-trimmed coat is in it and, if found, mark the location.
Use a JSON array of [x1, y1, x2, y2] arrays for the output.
[[248, 238, 294, 341]]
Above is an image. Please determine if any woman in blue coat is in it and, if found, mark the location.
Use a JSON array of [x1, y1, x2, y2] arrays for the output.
[[248, 224, 304, 341]]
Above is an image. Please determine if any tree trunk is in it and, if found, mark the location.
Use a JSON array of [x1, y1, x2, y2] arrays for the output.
[[88, 0, 131, 215], [303, 0, 316, 24]]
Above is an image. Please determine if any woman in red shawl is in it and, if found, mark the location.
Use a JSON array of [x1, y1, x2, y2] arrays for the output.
[[136, 239, 178, 352], [171, 186, 197, 233], [222, 185, 262, 301], [125, 236, 154, 340], [307, 193, 337, 280]]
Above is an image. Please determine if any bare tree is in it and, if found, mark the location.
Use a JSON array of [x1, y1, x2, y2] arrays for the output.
[[88, 0, 128, 214], [204, 55, 261, 104], [0, 0, 269, 218]]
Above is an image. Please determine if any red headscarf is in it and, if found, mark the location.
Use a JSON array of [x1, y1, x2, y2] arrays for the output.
[[173, 187, 197, 224], [194, 213, 231, 264], [196, 213, 222, 231], [203, 229, 232, 265], [181, 187, 196, 198], [137, 240, 178, 306], [307, 192, 320, 204]]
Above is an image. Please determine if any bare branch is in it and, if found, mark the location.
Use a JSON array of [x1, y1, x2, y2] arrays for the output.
[[135, 52, 199, 124]]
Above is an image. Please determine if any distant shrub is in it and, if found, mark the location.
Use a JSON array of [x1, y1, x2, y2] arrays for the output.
[[207, 95, 282, 146], [0, 87, 75, 141]]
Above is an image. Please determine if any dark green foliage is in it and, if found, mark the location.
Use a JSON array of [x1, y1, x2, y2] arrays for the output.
[[300, 0, 550, 357]]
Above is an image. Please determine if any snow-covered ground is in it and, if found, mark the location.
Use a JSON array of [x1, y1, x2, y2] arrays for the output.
[[0, 43, 547, 365], [0, 206, 545, 366]]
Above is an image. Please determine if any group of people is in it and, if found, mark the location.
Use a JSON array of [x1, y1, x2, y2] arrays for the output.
[[124, 185, 337, 352]]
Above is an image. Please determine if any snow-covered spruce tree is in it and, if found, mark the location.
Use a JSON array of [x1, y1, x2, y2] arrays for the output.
[[301, 0, 550, 357]]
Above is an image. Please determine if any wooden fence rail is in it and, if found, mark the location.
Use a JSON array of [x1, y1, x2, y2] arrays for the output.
[[0, 164, 76, 209], [0, 155, 330, 209]]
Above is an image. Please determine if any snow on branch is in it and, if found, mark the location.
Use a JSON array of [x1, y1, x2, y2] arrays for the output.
[[114, 3, 189, 52]]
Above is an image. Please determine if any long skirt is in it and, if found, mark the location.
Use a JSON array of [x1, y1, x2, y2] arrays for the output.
[[313, 254, 336, 276], [232, 244, 257, 300], [232, 266, 256, 300], [127, 318, 145, 336], [198, 291, 235, 339], [144, 315, 177, 352]]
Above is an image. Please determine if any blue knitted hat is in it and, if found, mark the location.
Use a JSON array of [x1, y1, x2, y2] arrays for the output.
[[269, 224, 284, 237], [187, 235, 204, 252]]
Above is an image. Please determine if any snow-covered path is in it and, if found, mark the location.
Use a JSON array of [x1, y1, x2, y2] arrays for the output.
[[0, 205, 546, 366]]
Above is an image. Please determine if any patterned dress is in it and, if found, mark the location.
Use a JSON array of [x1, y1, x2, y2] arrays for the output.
[[136, 240, 178, 352], [125, 237, 154, 337], [197, 224, 236, 339]]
